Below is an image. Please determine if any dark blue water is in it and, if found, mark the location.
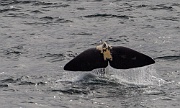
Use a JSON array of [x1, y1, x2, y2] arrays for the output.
[[0, 0, 180, 107]]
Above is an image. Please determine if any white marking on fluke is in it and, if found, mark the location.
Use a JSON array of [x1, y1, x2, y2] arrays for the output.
[[96, 42, 112, 61]]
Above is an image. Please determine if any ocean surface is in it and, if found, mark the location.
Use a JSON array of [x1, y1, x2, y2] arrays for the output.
[[0, 0, 180, 108]]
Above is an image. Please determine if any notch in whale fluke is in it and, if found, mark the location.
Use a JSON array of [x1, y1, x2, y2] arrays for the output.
[[64, 42, 155, 71]]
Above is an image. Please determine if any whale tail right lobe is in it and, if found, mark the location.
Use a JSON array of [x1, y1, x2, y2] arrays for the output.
[[109, 46, 155, 69]]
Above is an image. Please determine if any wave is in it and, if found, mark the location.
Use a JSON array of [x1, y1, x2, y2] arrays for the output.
[[155, 55, 180, 61], [84, 14, 131, 19]]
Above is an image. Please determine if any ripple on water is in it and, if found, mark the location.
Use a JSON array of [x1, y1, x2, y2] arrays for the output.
[[84, 14, 131, 19], [0, 0, 67, 6], [37, 53, 65, 63], [40, 16, 73, 23], [0, 7, 20, 13], [0, 44, 28, 60], [150, 4, 174, 11], [155, 55, 180, 61], [0, 75, 47, 87]]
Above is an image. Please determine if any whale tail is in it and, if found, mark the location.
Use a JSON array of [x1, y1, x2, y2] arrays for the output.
[[64, 44, 155, 71]]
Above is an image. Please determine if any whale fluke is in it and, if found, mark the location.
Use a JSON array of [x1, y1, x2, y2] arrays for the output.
[[64, 42, 155, 71], [64, 48, 108, 71]]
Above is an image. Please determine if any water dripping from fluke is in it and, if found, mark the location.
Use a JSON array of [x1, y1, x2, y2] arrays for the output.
[[108, 65, 166, 86]]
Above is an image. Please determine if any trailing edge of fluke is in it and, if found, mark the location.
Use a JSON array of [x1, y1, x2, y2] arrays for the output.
[[64, 42, 155, 71]]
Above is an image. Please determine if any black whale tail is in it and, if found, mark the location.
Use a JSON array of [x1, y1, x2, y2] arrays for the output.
[[64, 46, 155, 71]]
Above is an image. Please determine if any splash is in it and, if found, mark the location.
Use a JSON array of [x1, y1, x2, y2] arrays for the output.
[[94, 65, 165, 86], [59, 65, 165, 86]]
